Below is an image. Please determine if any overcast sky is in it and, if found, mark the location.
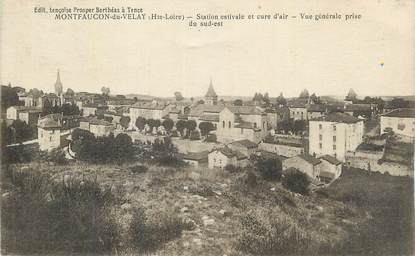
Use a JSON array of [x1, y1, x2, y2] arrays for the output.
[[1, 0, 414, 98]]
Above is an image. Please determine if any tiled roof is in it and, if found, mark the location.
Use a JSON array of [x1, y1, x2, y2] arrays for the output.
[[231, 139, 258, 149], [80, 117, 112, 126], [307, 104, 327, 112], [299, 154, 321, 166], [199, 114, 219, 122], [226, 106, 264, 115], [182, 151, 209, 161], [287, 100, 307, 108], [319, 170, 335, 179], [38, 117, 61, 129], [381, 108, 415, 118], [319, 155, 342, 165], [213, 147, 247, 160], [344, 104, 375, 112], [131, 102, 167, 110], [189, 105, 225, 117], [9, 106, 41, 112], [310, 113, 362, 123]]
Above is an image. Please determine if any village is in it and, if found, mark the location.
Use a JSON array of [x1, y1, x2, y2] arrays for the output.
[[1, 70, 414, 255]]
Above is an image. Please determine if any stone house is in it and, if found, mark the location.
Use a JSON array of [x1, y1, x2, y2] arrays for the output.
[[318, 155, 342, 183], [7, 106, 42, 126], [79, 117, 114, 137], [380, 108, 415, 138], [181, 151, 209, 168], [229, 139, 258, 157], [282, 154, 322, 180], [216, 106, 268, 143], [208, 147, 248, 169]]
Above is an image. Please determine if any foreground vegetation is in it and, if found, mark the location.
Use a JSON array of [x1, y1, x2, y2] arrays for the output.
[[1, 157, 413, 255]]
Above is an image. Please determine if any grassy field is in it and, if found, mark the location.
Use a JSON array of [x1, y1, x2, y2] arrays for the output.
[[2, 161, 413, 255]]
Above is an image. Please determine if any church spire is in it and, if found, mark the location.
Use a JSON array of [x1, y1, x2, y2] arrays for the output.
[[54, 69, 63, 96]]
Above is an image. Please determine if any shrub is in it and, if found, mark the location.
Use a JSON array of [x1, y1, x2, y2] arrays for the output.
[[1, 171, 120, 254], [129, 208, 187, 253], [282, 168, 310, 195], [129, 164, 148, 174], [224, 164, 241, 173], [251, 155, 282, 181], [189, 130, 201, 140], [40, 148, 67, 165], [237, 212, 314, 255], [205, 134, 217, 143]]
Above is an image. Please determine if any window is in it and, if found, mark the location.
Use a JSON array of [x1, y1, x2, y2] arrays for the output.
[[319, 124, 322, 130], [254, 123, 257, 128], [319, 134, 322, 140], [228, 121, 231, 128], [222, 121, 225, 128], [333, 145, 336, 150], [333, 125, 336, 131], [241, 128, 244, 134], [333, 136, 336, 142], [319, 143, 322, 149]]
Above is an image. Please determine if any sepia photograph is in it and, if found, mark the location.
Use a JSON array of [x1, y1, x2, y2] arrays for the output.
[[1, 0, 414, 255]]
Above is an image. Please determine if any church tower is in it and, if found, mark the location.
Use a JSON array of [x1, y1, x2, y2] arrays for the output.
[[205, 79, 218, 105], [54, 69, 63, 106], [55, 69, 63, 96]]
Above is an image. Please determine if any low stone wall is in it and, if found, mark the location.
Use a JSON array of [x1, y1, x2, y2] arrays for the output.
[[258, 142, 304, 158], [345, 151, 413, 177]]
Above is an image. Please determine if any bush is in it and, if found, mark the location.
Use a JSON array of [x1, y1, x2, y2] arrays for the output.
[[189, 130, 201, 140], [1, 171, 120, 254], [129, 208, 187, 253], [205, 134, 217, 143], [129, 164, 148, 174], [224, 164, 241, 173], [237, 212, 314, 255], [40, 148, 67, 165], [251, 155, 282, 181], [282, 168, 310, 195]]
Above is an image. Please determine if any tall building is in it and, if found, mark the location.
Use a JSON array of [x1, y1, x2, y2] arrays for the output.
[[380, 108, 415, 138], [309, 113, 364, 162], [205, 80, 218, 105], [55, 69, 63, 95]]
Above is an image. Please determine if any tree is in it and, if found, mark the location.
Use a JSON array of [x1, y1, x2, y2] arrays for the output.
[[120, 116, 131, 130], [263, 92, 270, 105], [176, 120, 187, 135], [135, 117, 146, 130], [253, 93, 264, 102], [71, 129, 96, 161], [233, 99, 243, 106], [174, 92, 184, 101], [101, 87, 110, 96], [1, 85, 20, 109], [282, 168, 310, 195], [65, 88, 75, 95], [162, 118, 174, 131], [345, 88, 357, 101], [299, 89, 309, 99], [146, 119, 161, 129], [276, 92, 287, 106], [197, 99, 205, 104], [185, 120, 197, 132], [198, 122, 215, 136], [292, 120, 306, 135], [390, 98, 409, 109], [309, 93, 321, 104], [10, 120, 35, 143], [114, 133, 134, 163], [252, 155, 282, 181], [189, 130, 201, 140]]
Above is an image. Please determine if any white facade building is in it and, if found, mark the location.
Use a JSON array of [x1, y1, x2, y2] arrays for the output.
[[380, 108, 415, 138], [309, 113, 364, 162]]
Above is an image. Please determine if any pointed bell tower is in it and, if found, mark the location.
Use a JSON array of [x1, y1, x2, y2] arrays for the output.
[[205, 79, 218, 105]]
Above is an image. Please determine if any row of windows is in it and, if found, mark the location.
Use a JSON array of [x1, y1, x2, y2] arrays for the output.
[[319, 134, 336, 141], [319, 124, 336, 131], [319, 143, 336, 150]]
